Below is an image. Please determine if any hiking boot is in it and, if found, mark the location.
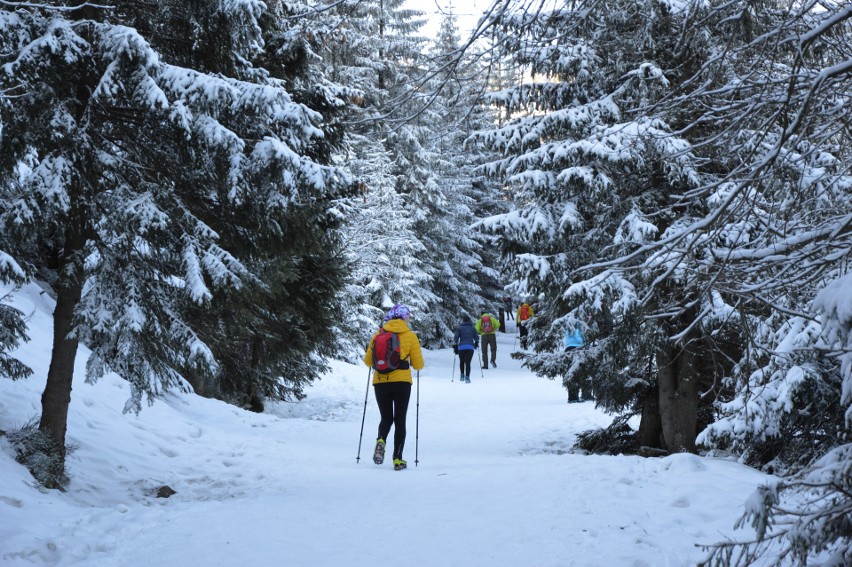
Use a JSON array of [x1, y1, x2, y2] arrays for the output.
[[393, 458, 407, 471], [373, 439, 386, 465], [491, 361, 497, 367], [465, 377, 471, 383]]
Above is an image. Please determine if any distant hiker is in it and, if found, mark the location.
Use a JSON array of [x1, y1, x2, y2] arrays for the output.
[[563, 325, 584, 351], [363, 303, 425, 471], [503, 296, 513, 314], [516, 302, 534, 349], [500, 296, 513, 332], [476, 312, 500, 369], [563, 324, 586, 402], [453, 315, 479, 383]]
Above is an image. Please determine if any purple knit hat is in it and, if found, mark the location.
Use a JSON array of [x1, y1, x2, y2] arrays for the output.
[[384, 303, 411, 322]]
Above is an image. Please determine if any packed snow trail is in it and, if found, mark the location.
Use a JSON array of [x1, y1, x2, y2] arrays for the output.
[[0, 289, 773, 566]]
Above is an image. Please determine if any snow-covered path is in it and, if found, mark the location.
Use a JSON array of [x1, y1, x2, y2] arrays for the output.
[[1, 290, 772, 566]]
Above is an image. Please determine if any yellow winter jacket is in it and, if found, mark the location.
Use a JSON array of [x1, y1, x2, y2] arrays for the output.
[[363, 318, 425, 384]]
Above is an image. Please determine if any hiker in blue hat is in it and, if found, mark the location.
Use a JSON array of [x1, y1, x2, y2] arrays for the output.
[[453, 315, 479, 383]]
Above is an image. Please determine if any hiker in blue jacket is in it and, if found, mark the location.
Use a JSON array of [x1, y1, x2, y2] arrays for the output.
[[453, 315, 479, 383], [564, 326, 584, 351], [563, 323, 591, 403]]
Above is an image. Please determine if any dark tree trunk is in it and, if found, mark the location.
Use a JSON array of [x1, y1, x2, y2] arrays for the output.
[[39, 274, 83, 462], [637, 383, 663, 449], [657, 335, 699, 453], [247, 336, 264, 413], [184, 369, 205, 395]]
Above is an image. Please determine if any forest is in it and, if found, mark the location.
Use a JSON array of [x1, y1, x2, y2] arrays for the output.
[[0, 1, 849, 565]]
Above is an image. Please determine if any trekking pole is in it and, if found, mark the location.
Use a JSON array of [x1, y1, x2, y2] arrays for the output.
[[415, 370, 420, 467], [451, 352, 457, 382], [477, 350, 484, 379], [355, 366, 372, 463]]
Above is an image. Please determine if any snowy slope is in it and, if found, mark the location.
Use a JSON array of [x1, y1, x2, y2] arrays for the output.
[[0, 283, 774, 566]]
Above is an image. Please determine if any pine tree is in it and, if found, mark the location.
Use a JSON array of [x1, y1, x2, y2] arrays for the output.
[[334, 137, 433, 361], [0, 0, 350, 476], [424, 10, 506, 342], [145, 0, 355, 410], [666, 0, 852, 470], [475, 0, 719, 453], [308, 0, 439, 352], [0, 251, 31, 381]]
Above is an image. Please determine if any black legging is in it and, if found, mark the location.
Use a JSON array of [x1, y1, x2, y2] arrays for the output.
[[458, 349, 474, 376], [519, 323, 529, 347], [374, 381, 412, 460]]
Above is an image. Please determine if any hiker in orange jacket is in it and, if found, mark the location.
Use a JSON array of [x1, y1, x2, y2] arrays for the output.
[[516, 302, 534, 349]]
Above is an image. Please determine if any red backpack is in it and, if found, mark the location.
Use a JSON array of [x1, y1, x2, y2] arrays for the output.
[[519, 304, 530, 321], [481, 315, 494, 333], [372, 330, 401, 374]]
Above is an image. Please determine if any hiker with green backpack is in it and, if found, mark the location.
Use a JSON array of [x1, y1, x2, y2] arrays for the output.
[[363, 304, 425, 471], [476, 312, 500, 369]]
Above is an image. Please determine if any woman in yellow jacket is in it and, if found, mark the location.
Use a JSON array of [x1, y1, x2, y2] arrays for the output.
[[363, 303, 425, 470]]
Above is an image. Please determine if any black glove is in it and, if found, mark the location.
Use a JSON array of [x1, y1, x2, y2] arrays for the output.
[[453, 346, 458, 355]]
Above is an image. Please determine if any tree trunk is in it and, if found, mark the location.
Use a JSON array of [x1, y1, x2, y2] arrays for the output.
[[637, 383, 663, 449], [657, 338, 699, 453], [567, 384, 580, 402], [39, 276, 83, 462], [183, 369, 205, 396], [247, 335, 264, 413]]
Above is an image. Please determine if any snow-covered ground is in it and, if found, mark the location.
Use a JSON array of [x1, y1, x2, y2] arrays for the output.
[[1, 283, 774, 566]]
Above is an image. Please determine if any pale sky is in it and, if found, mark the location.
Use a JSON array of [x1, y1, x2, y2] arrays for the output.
[[404, 0, 493, 39]]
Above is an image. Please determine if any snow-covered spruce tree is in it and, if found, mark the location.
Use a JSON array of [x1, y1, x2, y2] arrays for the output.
[[131, 0, 354, 410], [313, 0, 503, 349], [475, 0, 731, 453], [509, 0, 852, 561], [0, 251, 31, 381], [307, 0, 440, 355], [444, 11, 511, 312], [0, 0, 349, 476], [414, 10, 507, 346], [335, 138, 435, 361]]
